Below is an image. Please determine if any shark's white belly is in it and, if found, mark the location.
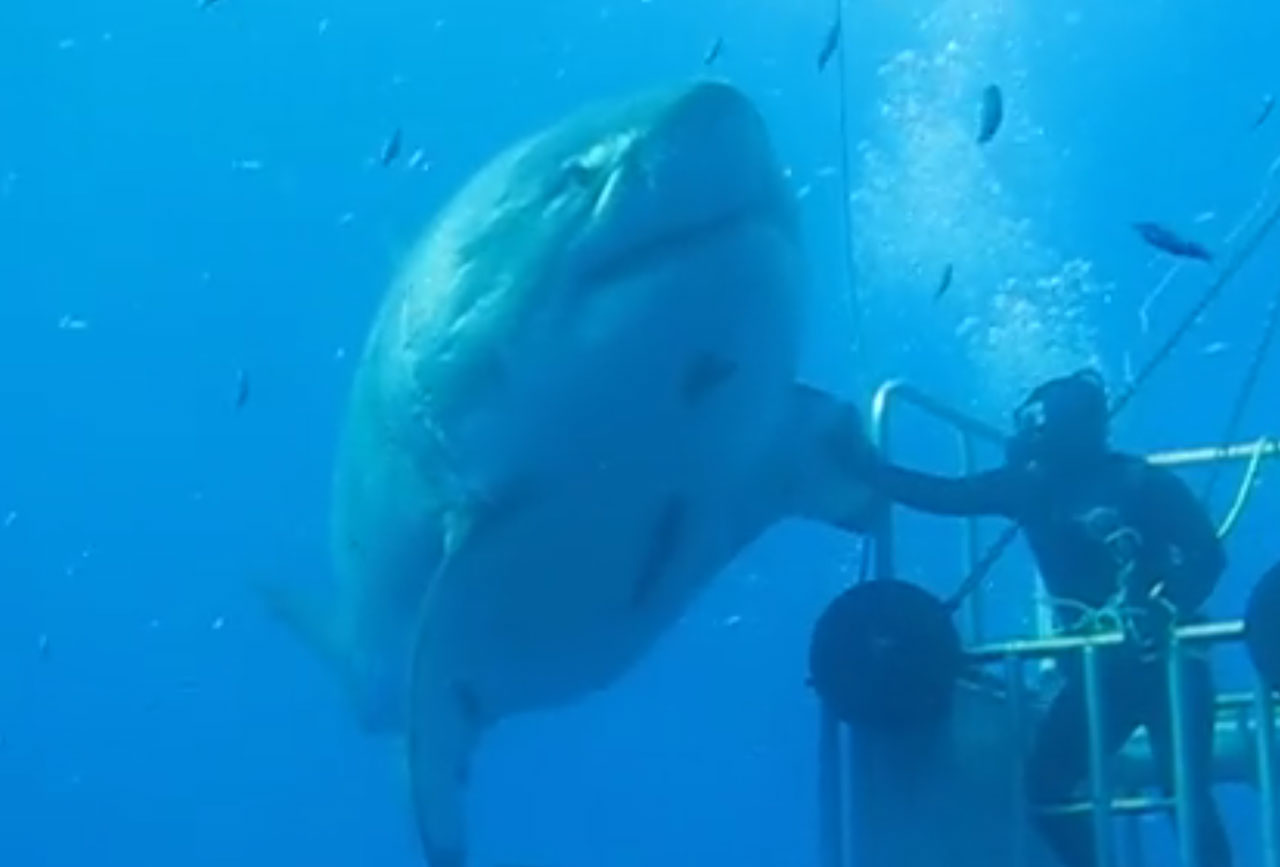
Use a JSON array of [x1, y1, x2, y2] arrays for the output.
[[419, 223, 800, 714]]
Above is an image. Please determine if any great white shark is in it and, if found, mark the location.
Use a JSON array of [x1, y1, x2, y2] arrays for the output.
[[262, 79, 880, 865]]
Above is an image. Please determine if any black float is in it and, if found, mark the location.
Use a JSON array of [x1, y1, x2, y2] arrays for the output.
[[809, 578, 964, 732]]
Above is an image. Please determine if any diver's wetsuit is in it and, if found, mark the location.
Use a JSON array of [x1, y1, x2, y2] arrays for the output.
[[866, 451, 1232, 867]]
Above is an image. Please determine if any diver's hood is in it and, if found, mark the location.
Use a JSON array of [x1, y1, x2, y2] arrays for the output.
[[1006, 369, 1109, 470]]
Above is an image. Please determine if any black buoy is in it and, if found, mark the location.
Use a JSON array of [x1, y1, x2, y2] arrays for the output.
[[1245, 561, 1280, 691], [808, 578, 963, 732]]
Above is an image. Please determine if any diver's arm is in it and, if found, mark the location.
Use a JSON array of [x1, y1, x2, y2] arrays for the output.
[[864, 460, 1023, 519], [1140, 465, 1226, 613]]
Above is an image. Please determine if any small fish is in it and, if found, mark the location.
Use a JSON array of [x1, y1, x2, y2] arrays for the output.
[[198, 0, 222, 8], [703, 37, 724, 66], [977, 84, 1004, 144], [934, 263, 954, 300], [1201, 341, 1230, 356], [234, 369, 250, 409], [817, 18, 841, 72], [37, 634, 50, 662], [1133, 221, 1214, 263], [379, 128, 403, 167], [1254, 94, 1275, 130]]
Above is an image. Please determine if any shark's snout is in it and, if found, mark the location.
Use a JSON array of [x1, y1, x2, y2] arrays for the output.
[[569, 81, 795, 286]]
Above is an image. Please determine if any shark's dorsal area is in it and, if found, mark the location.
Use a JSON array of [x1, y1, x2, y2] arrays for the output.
[[260, 79, 880, 866]]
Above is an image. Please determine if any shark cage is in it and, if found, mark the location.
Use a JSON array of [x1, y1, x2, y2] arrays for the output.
[[809, 380, 1280, 867]]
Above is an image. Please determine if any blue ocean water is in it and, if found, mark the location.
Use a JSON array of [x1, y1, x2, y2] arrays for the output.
[[1, 1, 1278, 865]]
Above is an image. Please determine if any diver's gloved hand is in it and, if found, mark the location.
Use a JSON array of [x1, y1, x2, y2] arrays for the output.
[[1118, 587, 1178, 661]]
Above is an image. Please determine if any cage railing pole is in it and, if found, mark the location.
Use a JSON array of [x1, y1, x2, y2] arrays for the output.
[[1122, 814, 1147, 867], [1256, 683, 1279, 867], [1167, 640, 1202, 867], [1006, 656, 1029, 867], [960, 431, 986, 644], [1083, 643, 1117, 867], [818, 705, 844, 867]]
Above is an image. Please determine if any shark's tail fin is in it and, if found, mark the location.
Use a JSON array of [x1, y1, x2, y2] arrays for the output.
[[407, 603, 485, 867]]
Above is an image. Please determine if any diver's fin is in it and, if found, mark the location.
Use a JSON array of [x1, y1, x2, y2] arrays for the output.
[[771, 382, 882, 534], [407, 594, 486, 867]]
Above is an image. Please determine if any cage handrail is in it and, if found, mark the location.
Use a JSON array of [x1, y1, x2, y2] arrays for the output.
[[871, 379, 1278, 469], [966, 620, 1245, 664]]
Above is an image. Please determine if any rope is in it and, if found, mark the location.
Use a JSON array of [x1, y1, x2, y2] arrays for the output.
[[1215, 437, 1270, 539], [831, 0, 864, 374], [1203, 279, 1280, 502]]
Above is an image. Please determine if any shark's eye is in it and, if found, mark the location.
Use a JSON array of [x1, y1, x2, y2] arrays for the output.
[[563, 160, 595, 188]]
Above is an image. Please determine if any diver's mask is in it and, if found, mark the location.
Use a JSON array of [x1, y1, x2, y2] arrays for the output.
[[1005, 396, 1051, 470]]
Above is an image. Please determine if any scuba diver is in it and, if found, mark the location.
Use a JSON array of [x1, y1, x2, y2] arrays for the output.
[[848, 369, 1232, 867]]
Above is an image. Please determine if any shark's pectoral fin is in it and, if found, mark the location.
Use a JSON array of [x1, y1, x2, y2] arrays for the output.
[[773, 383, 881, 534], [253, 577, 348, 681], [407, 598, 486, 867], [252, 577, 392, 730]]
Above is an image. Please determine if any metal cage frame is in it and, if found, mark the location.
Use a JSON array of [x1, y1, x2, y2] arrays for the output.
[[817, 379, 1280, 867]]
